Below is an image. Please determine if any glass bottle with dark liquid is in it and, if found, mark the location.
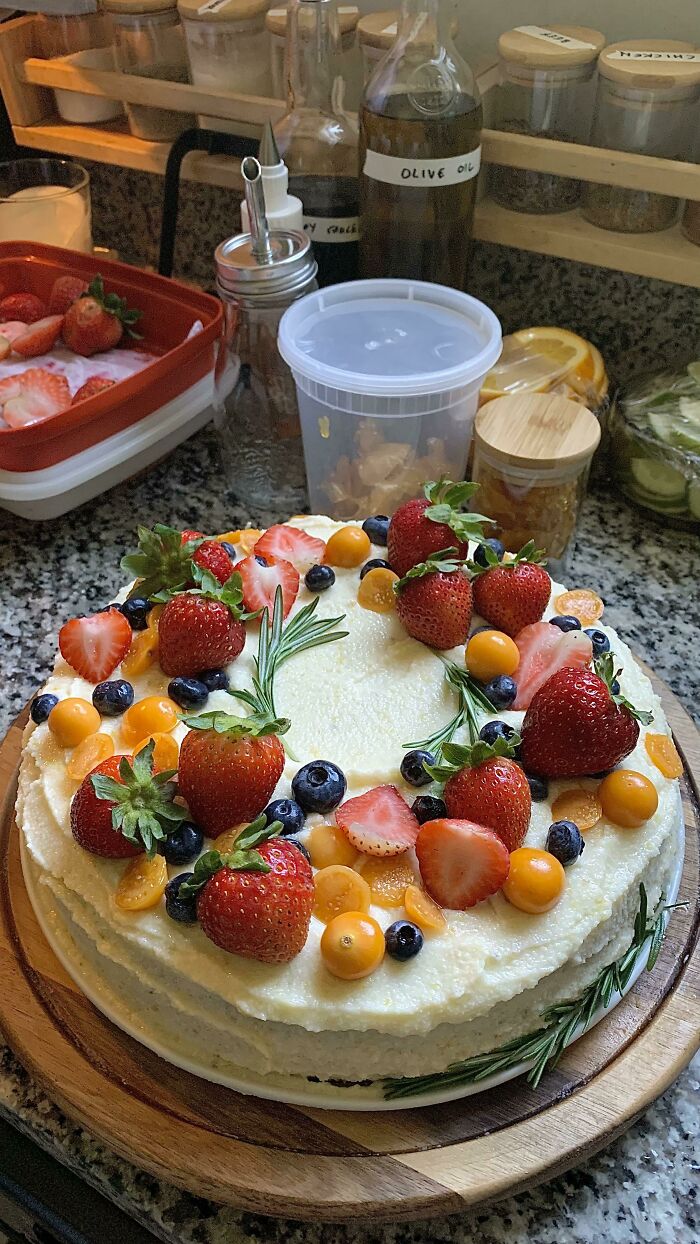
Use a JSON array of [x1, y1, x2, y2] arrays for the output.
[[359, 0, 482, 289], [274, 0, 359, 287]]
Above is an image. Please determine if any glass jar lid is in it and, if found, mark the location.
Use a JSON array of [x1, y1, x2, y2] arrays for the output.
[[103, 0, 177, 13], [356, 8, 398, 50], [498, 25, 606, 69], [266, 3, 359, 37], [598, 40, 700, 90], [215, 229, 317, 300], [475, 393, 601, 473], [179, 0, 269, 22]]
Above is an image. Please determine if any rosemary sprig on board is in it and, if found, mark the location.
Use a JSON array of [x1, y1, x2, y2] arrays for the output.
[[383, 884, 680, 1100], [229, 586, 348, 720], [404, 660, 496, 760]]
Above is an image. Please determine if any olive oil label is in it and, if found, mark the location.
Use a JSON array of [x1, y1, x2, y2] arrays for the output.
[[515, 26, 597, 51], [363, 148, 481, 188], [608, 50, 700, 62], [303, 215, 361, 243]]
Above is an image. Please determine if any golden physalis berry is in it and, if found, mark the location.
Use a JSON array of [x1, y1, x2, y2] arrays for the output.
[[214, 530, 241, 544], [599, 769, 658, 829], [357, 567, 399, 613], [502, 848, 565, 914], [359, 855, 416, 908], [213, 824, 246, 853], [404, 884, 448, 933], [551, 787, 603, 832], [115, 853, 168, 911], [324, 526, 372, 568], [237, 528, 263, 555], [307, 822, 357, 869], [320, 911, 385, 979], [66, 732, 115, 782], [465, 629, 520, 682], [48, 698, 101, 748], [645, 734, 683, 779], [121, 696, 179, 747], [553, 588, 604, 626], [121, 628, 159, 678], [133, 732, 179, 773], [314, 865, 371, 924]]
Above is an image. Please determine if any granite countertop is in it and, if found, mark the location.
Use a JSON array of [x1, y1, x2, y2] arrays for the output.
[[0, 425, 697, 1244]]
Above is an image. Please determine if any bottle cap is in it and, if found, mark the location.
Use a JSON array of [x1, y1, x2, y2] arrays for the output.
[[474, 393, 601, 472], [217, 159, 316, 299]]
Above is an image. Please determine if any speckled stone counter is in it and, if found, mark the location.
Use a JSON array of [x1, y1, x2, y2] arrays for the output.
[[0, 424, 697, 1244]]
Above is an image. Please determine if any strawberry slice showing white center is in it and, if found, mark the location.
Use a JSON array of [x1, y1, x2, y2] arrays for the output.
[[513, 622, 593, 710], [254, 525, 326, 572], [237, 554, 300, 618], [2, 369, 71, 428], [335, 785, 420, 856], [59, 607, 133, 682], [415, 818, 510, 910]]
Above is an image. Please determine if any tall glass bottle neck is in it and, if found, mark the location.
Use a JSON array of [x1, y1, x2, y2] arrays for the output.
[[396, 0, 453, 50], [286, 0, 342, 113]]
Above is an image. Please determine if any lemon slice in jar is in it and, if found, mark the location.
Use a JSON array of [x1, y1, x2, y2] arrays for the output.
[[480, 327, 592, 403]]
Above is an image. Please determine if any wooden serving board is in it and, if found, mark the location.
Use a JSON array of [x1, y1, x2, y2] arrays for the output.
[[0, 673, 698, 1223]]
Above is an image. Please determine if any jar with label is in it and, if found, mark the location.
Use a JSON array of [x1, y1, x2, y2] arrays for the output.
[[105, 0, 195, 142], [582, 40, 700, 233], [472, 392, 601, 571], [491, 24, 605, 214], [267, 4, 361, 107], [35, 2, 124, 125], [179, 0, 270, 131]]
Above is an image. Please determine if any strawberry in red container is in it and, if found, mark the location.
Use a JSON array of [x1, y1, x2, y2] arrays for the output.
[[388, 478, 492, 578], [394, 548, 472, 650], [520, 653, 653, 778], [178, 709, 288, 836], [429, 736, 531, 853], [179, 815, 314, 963], [62, 275, 142, 357], [71, 740, 187, 858], [156, 565, 249, 677], [72, 376, 116, 404], [416, 818, 510, 910], [471, 541, 551, 639], [0, 292, 46, 324], [48, 274, 88, 317], [2, 369, 71, 428], [12, 315, 64, 359]]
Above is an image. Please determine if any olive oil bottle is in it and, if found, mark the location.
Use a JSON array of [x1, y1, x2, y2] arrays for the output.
[[359, 0, 482, 289]]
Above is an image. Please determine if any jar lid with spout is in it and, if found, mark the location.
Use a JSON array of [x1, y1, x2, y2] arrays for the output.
[[499, 25, 606, 69], [474, 393, 600, 475], [597, 40, 700, 90]]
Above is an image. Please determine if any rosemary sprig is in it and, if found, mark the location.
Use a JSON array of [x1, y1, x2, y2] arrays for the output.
[[404, 660, 496, 759], [383, 884, 681, 1100], [229, 586, 348, 720]]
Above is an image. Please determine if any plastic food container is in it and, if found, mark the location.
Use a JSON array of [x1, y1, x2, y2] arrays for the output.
[[609, 360, 700, 531], [582, 40, 700, 233], [0, 241, 222, 498], [266, 4, 360, 106], [179, 0, 271, 133], [104, 0, 195, 142], [491, 24, 606, 213], [278, 278, 502, 519], [472, 392, 601, 569]]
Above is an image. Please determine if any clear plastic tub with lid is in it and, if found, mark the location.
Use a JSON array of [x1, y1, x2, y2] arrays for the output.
[[104, 0, 195, 142], [179, 0, 271, 133], [266, 3, 361, 106], [582, 40, 700, 233], [490, 24, 606, 213]]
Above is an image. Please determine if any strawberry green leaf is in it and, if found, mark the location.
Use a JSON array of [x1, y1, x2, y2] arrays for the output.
[[179, 841, 272, 898], [151, 563, 256, 622], [468, 538, 547, 576], [121, 523, 205, 600], [426, 733, 521, 782], [594, 653, 654, 725], [87, 275, 143, 339], [90, 739, 188, 857], [395, 547, 466, 591], [423, 477, 493, 545], [180, 708, 290, 737]]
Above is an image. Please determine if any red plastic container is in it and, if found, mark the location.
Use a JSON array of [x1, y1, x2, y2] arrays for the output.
[[0, 241, 223, 471]]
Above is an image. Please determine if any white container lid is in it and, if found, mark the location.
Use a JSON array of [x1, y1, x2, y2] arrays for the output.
[[278, 279, 502, 400]]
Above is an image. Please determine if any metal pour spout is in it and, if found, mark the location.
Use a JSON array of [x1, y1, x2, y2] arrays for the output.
[[241, 156, 273, 264]]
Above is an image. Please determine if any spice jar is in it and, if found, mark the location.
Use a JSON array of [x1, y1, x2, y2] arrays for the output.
[[490, 25, 605, 213], [582, 41, 700, 233], [104, 0, 195, 142], [214, 157, 318, 511], [266, 4, 361, 106], [472, 393, 601, 571], [179, 0, 271, 132], [35, 2, 123, 125]]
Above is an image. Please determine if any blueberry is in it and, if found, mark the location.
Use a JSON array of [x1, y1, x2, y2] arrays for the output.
[[546, 820, 585, 866], [164, 873, 198, 923], [30, 693, 58, 724], [305, 564, 335, 593], [361, 515, 389, 546], [263, 798, 305, 836], [527, 774, 549, 802], [159, 821, 204, 865], [549, 614, 581, 633], [400, 748, 434, 787], [411, 794, 447, 824], [478, 720, 515, 746], [473, 537, 505, 568], [220, 541, 237, 560], [585, 627, 610, 655], [292, 760, 347, 813], [92, 679, 134, 716], [168, 676, 209, 710], [119, 596, 152, 631], [611, 679, 621, 696], [483, 675, 517, 709], [198, 668, 229, 692], [385, 920, 424, 962], [360, 558, 392, 579], [255, 554, 268, 567], [288, 837, 312, 865]]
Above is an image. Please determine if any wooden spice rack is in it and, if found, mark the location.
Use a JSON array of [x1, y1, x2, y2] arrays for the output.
[[1, 13, 700, 286]]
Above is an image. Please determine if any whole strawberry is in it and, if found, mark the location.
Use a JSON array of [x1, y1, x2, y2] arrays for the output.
[[520, 654, 652, 778], [431, 738, 530, 853], [395, 549, 472, 649], [71, 742, 187, 858], [182, 817, 314, 963], [471, 541, 551, 638], [178, 710, 287, 836], [62, 275, 141, 357], [388, 479, 491, 577], [122, 524, 205, 597], [157, 566, 247, 677], [191, 539, 234, 586]]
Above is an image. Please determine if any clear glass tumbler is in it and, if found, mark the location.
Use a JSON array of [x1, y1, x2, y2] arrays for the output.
[[0, 158, 92, 251]]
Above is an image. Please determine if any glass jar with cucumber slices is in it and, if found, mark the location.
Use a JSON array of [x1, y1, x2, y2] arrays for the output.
[[611, 361, 700, 530]]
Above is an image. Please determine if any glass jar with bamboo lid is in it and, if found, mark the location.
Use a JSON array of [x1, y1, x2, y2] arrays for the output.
[[266, 2, 361, 104], [472, 392, 601, 571]]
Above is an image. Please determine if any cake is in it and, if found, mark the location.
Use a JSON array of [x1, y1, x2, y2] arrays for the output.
[[16, 484, 684, 1097]]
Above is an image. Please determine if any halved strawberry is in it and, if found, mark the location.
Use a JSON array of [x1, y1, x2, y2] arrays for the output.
[[415, 818, 510, 910], [0, 321, 29, 344], [254, 525, 326, 572], [59, 607, 133, 683], [513, 622, 593, 710], [0, 375, 21, 407], [48, 274, 88, 316], [2, 370, 71, 428], [238, 554, 299, 618], [12, 315, 64, 359], [72, 376, 115, 404], [0, 292, 46, 324], [335, 785, 420, 857], [192, 539, 234, 585]]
